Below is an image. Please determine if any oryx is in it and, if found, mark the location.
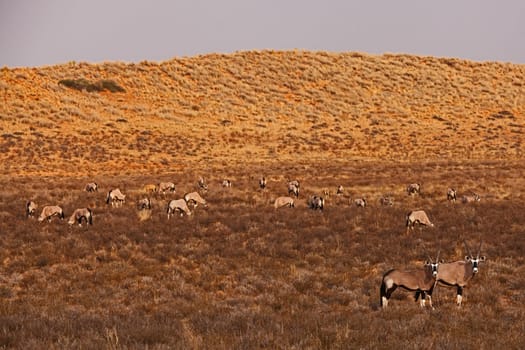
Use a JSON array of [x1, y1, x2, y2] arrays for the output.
[[158, 182, 176, 194], [38, 205, 65, 222], [336, 185, 344, 196], [288, 181, 300, 198], [380, 252, 440, 309], [84, 182, 98, 192], [447, 188, 457, 202], [221, 179, 232, 188], [68, 208, 93, 226], [308, 195, 324, 211], [184, 191, 207, 208], [197, 176, 208, 192], [137, 198, 152, 210], [461, 193, 480, 204], [417, 240, 486, 306], [26, 201, 37, 218], [406, 210, 434, 234], [259, 177, 267, 190], [354, 198, 367, 208], [379, 196, 394, 206], [407, 183, 421, 196], [106, 188, 126, 207], [274, 196, 295, 209], [167, 199, 192, 218]]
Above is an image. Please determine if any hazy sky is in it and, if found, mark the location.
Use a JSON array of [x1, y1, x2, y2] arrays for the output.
[[1, 0, 524, 67]]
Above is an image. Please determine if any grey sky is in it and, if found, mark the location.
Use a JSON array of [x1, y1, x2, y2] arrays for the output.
[[1, 0, 524, 67]]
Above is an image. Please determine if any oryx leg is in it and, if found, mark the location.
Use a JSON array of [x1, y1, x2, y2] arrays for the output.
[[456, 286, 463, 306]]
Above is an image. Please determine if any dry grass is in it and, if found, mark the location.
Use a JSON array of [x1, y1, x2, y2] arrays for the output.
[[0, 50, 524, 348], [0, 162, 524, 348], [0, 51, 524, 176]]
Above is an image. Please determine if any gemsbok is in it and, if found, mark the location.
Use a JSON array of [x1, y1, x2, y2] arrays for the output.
[[106, 188, 126, 207], [417, 240, 486, 306], [308, 195, 325, 210], [447, 188, 457, 202], [380, 196, 394, 206], [198, 176, 208, 192], [38, 205, 65, 222], [68, 208, 93, 226], [259, 177, 267, 190], [137, 198, 152, 210], [288, 181, 300, 198], [274, 196, 295, 209], [407, 183, 421, 196], [158, 182, 176, 194], [167, 199, 192, 218], [406, 210, 434, 234], [143, 184, 157, 193], [26, 201, 37, 218], [222, 179, 232, 188], [184, 191, 207, 208], [461, 193, 480, 204], [85, 182, 98, 192], [380, 252, 440, 309], [336, 185, 344, 196], [354, 198, 367, 208]]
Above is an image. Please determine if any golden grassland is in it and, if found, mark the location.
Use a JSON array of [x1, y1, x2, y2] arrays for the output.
[[0, 50, 524, 176], [0, 51, 524, 348]]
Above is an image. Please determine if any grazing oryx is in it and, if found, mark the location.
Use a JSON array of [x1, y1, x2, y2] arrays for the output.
[[288, 181, 300, 198], [85, 182, 98, 192], [158, 182, 176, 194], [380, 196, 394, 206], [38, 205, 65, 222], [68, 208, 93, 226], [308, 195, 325, 211], [198, 176, 208, 192], [336, 185, 344, 196], [222, 179, 232, 188], [106, 188, 126, 207], [184, 191, 207, 208], [259, 177, 267, 190], [406, 210, 434, 234], [417, 240, 486, 306], [380, 252, 440, 309], [407, 183, 421, 196], [137, 198, 152, 210], [167, 199, 192, 218], [26, 201, 37, 218], [143, 184, 157, 193], [354, 198, 367, 208], [274, 196, 295, 209], [461, 193, 480, 204], [447, 188, 457, 202]]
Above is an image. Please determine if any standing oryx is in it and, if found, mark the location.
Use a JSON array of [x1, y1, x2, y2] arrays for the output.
[[158, 182, 176, 194], [417, 240, 486, 306], [447, 188, 457, 202], [407, 183, 421, 196], [336, 185, 344, 196], [380, 252, 441, 309], [184, 192, 207, 208], [406, 210, 434, 234], [167, 199, 192, 218], [461, 193, 480, 204], [288, 180, 300, 198], [308, 195, 325, 210], [379, 195, 394, 206], [106, 188, 126, 207], [68, 208, 93, 226], [259, 177, 267, 190], [274, 196, 295, 209], [26, 201, 37, 218], [85, 182, 98, 192], [221, 179, 232, 188], [197, 176, 208, 192], [38, 205, 65, 222]]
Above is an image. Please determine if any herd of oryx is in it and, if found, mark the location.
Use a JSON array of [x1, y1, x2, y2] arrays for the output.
[[25, 176, 486, 309]]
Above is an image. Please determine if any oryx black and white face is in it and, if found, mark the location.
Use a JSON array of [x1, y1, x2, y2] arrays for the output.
[[465, 255, 486, 274], [425, 259, 440, 278]]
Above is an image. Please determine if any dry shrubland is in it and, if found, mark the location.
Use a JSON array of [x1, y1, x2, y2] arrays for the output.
[[0, 51, 524, 348]]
